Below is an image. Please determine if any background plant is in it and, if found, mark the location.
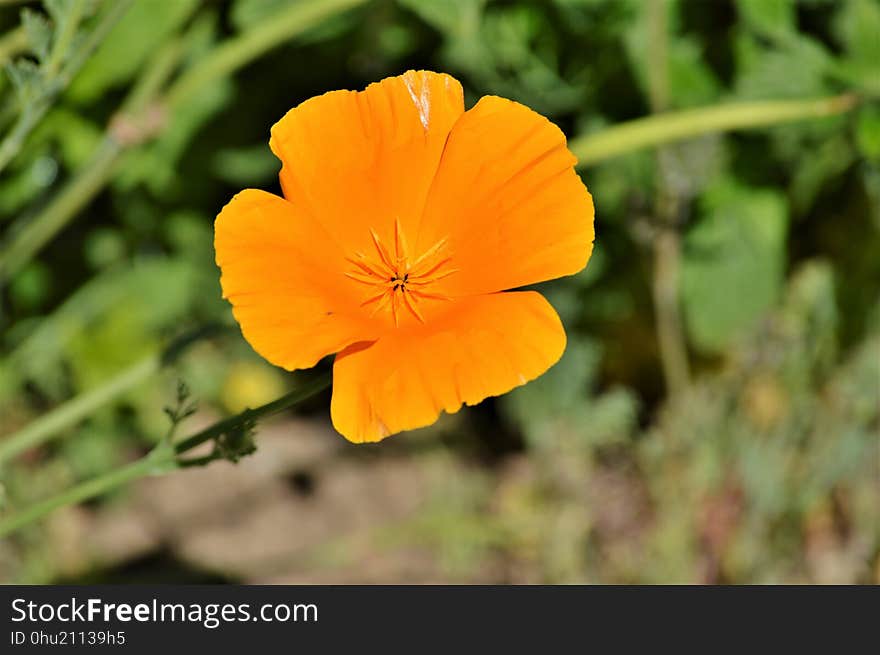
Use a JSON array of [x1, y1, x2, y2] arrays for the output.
[[0, 0, 877, 584]]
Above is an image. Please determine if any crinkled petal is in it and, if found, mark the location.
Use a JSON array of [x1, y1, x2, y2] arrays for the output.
[[215, 189, 380, 370], [416, 96, 595, 296], [330, 291, 566, 442], [269, 70, 464, 255]]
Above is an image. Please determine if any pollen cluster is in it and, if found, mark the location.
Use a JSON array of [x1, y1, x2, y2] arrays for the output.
[[345, 217, 457, 326]]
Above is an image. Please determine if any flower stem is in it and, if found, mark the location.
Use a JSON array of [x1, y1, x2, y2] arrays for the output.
[[646, 0, 690, 396], [171, 374, 331, 457], [0, 137, 122, 280], [0, 371, 332, 538], [0, 356, 157, 466], [570, 93, 859, 167], [0, 325, 224, 466], [0, 0, 132, 175], [0, 0, 366, 282], [43, 0, 87, 79], [653, 227, 690, 394], [0, 451, 171, 538]]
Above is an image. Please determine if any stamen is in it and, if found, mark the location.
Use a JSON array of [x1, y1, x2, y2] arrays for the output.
[[365, 291, 392, 317], [369, 228, 396, 271], [346, 254, 389, 279], [406, 267, 459, 285], [408, 236, 448, 273], [345, 270, 382, 285], [390, 291, 400, 326], [410, 256, 453, 280], [394, 216, 410, 263], [347, 225, 454, 326], [408, 289, 452, 302], [401, 288, 426, 323]]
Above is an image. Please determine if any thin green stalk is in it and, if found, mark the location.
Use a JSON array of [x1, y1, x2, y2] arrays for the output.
[[170, 374, 331, 456], [653, 227, 689, 394], [120, 38, 184, 115], [0, 28, 182, 283], [0, 137, 121, 280], [571, 93, 859, 167], [43, 0, 87, 78], [646, 0, 690, 396], [646, 0, 669, 114], [52, 0, 134, 89], [0, 372, 332, 538], [0, 325, 226, 466], [0, 0, 132, 175], [0, 356, 157, 466], [0, 0, 365, 282], [0, 450, 172, 538]]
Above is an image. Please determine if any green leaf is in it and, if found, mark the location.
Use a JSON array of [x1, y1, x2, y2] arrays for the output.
[[5, 59, 42, 103], [835, 0, 880, 66], [736, 0, 795, 37], [789, 134, 854, 214], [8, 261, 52, 312], [855, 106, 880, 161], [624, 1, 721, 109], [501, 337, 599, 435], [43, 0, 73, 22], [212, 144, 279, 186], [666, 37, 722, 108], [477, 4, 585, 114], [21, 9, 52, 63], [114, 15, 233, 195], [833, 0, 880, 93], [83, 227, 126, 270], [733, 32, 830, 100], [38, 107, 102, 169], [0, 257, 203, 398], [229, 0, 292, 31], [682, 181, 790, 352], [67, 0, 198, 103], [397, 0, 485, 38]]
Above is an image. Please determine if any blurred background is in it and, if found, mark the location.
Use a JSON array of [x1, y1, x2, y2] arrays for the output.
[[0, 0, 878, 584]]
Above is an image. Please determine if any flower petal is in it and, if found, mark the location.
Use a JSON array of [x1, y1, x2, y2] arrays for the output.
[[330, 291, 565, 443], [416, 96, 595, 296], [269, 70, 464, 252], [215, 189, 380, 370]]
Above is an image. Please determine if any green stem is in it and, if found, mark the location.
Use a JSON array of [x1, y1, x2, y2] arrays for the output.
[[0, 356, 157, 466], [0, 451, 171, 538], [653, 227, 689, 395], [646, 0, 690, 396], [120, 38, 184, 115], [0, 372, 332, 538], [0, 31, 184, 281], [646, 0, 669, 114], [0, 325, 226, 466], [570, 93, 859, 167], [0, 0, 365, 281], [0, 137, 121, 280], [44, 0, 87, 78], [171, 374, 331, 456], [0, 0, 132, 175]]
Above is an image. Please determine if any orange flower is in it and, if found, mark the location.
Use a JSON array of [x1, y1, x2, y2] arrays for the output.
[[215, 71, 594, 443]]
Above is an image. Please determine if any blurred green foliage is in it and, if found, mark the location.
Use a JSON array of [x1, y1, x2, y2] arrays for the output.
[[0, 0, 877, 583]]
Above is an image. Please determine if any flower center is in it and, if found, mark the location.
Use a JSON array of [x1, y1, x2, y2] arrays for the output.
[[345, 217, 457, 326]]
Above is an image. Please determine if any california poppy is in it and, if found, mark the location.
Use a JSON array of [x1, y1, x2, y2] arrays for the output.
[[215, 71, 594, 443]]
